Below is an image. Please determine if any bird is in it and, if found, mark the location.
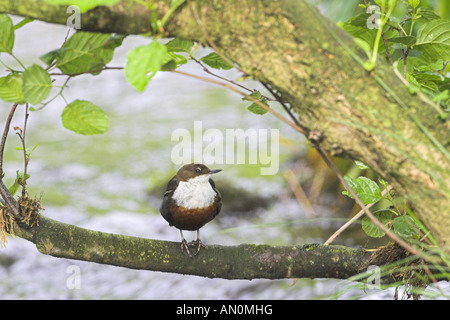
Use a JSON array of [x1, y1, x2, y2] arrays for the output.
[[160, 163, 222, 257]]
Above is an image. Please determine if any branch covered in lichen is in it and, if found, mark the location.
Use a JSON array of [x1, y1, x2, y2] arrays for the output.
[[6, 214, 374, 280]]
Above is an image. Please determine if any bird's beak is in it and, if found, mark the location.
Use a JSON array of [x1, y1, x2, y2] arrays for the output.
[[209, 169, 222, 174]]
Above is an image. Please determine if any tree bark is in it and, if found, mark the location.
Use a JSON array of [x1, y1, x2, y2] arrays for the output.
[[0, 0, 448, 253]]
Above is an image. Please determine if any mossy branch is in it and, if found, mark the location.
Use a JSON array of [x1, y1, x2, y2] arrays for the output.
[[10, 214, 375, 280]]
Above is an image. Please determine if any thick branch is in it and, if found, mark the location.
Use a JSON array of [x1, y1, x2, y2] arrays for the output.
[[11, 214, 374, 280]]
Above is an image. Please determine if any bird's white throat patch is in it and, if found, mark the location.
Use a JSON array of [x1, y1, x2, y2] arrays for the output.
[[172, 174, 216, 209]]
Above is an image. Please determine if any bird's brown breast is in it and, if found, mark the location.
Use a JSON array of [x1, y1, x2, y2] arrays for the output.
[[167, 200, 220, 231]]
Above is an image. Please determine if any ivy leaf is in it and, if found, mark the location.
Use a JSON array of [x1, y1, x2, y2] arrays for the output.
[[62, 100, 109, 135], [415, 19, 450, 62], [361, 209, 393, 238], [200, 52, 233, 70], [55, 32, 124, 75], [0, 14, 14, 53], [0, 74, 26, 104], [125, 41, 169, 92], [45, 0, 121, 13], [22, 64, 52, 105], [342, 176, 382, 205]]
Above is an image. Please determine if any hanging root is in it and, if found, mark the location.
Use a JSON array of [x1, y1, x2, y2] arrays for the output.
[[0, 206, 15, 248]]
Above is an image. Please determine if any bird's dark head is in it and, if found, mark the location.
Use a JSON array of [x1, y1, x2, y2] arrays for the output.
[[176, 163, 222, 182]]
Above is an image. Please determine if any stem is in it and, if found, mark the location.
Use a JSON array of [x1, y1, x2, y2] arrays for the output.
[[0, 104, 19, 177]]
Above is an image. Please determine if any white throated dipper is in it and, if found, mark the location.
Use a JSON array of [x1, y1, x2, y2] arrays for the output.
[[160, 163, 222, 257]]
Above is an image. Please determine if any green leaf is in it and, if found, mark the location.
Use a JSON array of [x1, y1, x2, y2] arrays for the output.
[[8, 170, 30, 196], [414, 8, 441, 23], [22, 65, 52, 105], [0, 74, 26, 104], [56, 32, 123, 75], [45, 0, 121, 13], [393, 215, 421, 239], [415, 19, 450, 62], [342, 176, 382, 205], [165, 38, 194, 53], [0, 14, 14, 53], [39, 49, 60, 65], [242, 91, 269, 115], [62, 100, 109, 135], [355, 160, 369, 170], [362, 210, 393, 238], [125, 41, 168, 92], [248, 100, 269, 115], [200, 52, 233, 70], [386, 36, 417, 47], [408, 0, 420, 9]]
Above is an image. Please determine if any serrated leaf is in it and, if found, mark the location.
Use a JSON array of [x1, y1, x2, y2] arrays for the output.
[[0, 14, 14, 53], [362, 210, 393, 238], [125, 41, 169, 92], [56, 32, 123, 75], [415, 19, 450, 62], [200, 52, 233, 70], [45, 0, 121, 13], [62, 100, 109, 135], [342, 176, 382, 205], [0, 74, 26, 104], [165, 38, 194, 53], [22, 65, 52, 105]]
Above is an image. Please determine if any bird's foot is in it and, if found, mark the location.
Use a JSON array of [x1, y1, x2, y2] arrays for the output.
[[189, 239, 208, 256], [180, 239, 194, 257]]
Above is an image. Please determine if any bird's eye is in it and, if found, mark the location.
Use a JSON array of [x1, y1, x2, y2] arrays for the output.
[[196, 167, 202, 172]]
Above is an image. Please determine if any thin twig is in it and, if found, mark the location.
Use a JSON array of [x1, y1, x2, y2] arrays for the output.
[[0, 104, 19, 176], [324, 186, 391, 245], [284, 169, 317, 218], [170, 69, 306, 134], [17, 104, 30, 197]]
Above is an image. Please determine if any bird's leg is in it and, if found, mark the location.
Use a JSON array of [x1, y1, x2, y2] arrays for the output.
[[179, 229, 193, 257], [189, 229, 208, 256]]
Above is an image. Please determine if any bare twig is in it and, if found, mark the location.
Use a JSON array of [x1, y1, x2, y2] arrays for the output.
[[324, 186, 392, 245], [0, 104, 19, 176], [284, 169, 317, 218], [170, 69, 306, 134]]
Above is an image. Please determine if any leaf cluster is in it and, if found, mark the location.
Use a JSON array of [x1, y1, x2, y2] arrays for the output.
[[342, 164, 425, 241], [341, 0, 449, 117]]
